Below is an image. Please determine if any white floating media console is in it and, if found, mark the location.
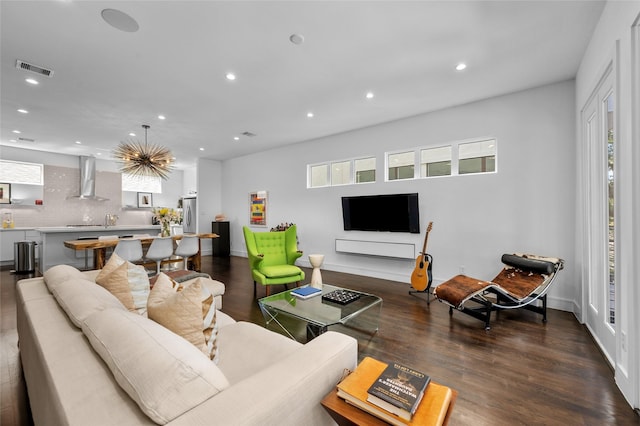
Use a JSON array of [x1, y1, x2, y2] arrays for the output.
[[335, 239, 415, 260]]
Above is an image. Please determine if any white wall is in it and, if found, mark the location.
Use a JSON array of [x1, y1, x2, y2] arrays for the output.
[[183, 167, 197, 196], [196, 158, 223, 255], [222, 80, 576, 311], [575, 0, 640, 411]]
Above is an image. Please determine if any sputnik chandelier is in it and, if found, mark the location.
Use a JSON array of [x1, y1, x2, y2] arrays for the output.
[[114, 124, 174, 179]]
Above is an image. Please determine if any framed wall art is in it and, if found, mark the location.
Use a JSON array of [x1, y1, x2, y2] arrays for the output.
[[249, 191, 267, 226], [0, 183, 10, 204], [137, 192, 153, 208]]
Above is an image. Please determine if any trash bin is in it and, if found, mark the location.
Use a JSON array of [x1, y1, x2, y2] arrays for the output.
[[14, 241, 37, 273]]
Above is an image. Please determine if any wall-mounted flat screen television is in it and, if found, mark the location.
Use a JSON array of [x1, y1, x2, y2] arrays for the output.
[[341, 193, 420, 233]]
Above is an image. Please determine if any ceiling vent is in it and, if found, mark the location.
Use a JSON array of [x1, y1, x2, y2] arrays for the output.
[[16, 60, 54, 77], [241, 131, 256, 137], [17, 137, 35, 143]]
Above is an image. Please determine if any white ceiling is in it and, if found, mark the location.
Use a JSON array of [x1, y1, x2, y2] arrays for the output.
[[1, 1, 605, 169]]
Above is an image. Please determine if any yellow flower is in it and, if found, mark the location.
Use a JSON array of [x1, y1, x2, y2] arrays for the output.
[[153, 207, 181, 224]]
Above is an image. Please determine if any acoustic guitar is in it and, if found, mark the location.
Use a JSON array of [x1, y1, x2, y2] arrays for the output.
[[410, 222, 433, 291]]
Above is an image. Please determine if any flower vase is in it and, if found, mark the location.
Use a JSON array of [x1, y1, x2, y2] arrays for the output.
[[161, 222, 171, 237]]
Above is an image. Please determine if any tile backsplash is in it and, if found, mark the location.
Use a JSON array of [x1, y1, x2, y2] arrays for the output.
[[1, 165, 153, 228]]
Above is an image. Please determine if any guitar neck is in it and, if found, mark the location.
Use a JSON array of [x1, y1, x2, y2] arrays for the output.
[[421, 236, 429, 254], [420, 222, 433, 254]]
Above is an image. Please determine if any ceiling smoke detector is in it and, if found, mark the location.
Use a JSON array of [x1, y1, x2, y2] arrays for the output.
[[16, 60, 54, 77]]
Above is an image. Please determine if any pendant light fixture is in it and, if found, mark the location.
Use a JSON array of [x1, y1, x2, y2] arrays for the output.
[[114, 124, 174, 179]]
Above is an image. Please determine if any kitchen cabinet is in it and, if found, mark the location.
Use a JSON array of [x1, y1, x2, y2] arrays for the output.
[[1, 229, 41, 266], [1, 230, 26, 263]]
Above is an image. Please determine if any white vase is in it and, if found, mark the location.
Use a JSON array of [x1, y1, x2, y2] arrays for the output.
[[308, 254, 325, 288]]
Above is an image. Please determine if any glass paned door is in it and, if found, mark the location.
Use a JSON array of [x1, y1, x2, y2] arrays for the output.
[[582, 66, 616, 365], [605, 92, 615, 325]]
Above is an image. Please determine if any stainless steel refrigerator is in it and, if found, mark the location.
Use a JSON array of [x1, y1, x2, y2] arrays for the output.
[[182, 197, 197, 233]]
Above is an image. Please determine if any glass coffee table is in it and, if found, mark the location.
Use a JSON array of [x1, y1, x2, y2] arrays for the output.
[[258, 284, 383, 341]]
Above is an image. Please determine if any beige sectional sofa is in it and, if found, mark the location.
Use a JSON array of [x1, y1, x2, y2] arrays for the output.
[[16, 265, 357, 425]]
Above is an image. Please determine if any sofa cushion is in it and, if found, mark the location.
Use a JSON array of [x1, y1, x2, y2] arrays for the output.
[[50, 278, 126, 327], [216, 321, 302, 384], [95, 254, 150, 312], [82, 308, 229, 425], [259, 264, 302, 278], [43, 264, 87, 294]]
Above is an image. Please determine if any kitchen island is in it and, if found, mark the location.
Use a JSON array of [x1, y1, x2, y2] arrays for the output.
[[63, 233, 217, 272], [36, 225, 160, 272]]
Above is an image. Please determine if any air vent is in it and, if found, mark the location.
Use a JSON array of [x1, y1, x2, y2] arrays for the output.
[[16, 60, 54, 77], [17, 137, 35, 143], [241, 131, 256, 137]]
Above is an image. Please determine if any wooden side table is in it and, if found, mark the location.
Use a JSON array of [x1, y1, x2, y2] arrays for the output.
[[321, 387, 457, 426]]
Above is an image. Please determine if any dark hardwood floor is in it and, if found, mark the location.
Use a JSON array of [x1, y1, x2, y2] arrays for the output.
[[2, 256, 638, 425]]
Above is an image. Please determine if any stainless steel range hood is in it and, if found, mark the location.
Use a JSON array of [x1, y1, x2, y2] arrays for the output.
[[67, 156, 109, 201]]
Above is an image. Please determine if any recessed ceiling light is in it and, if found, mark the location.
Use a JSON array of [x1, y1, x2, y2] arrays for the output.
[[17, 108, 29, 114], [96, 152, 102, 156], [307, 112, 314, 118], [129, 132, 136, 137], [158, 115, 166, 120], [25, 78, 39, 85], [75, 141, 82, 144], [226, 72, 236, 81], [12, 130, 21, 134], [199, 147, 204, 151], [366, 92, 374, 99], [289, 34, 304, 45], [101, 9, 139, 33], [233, 136, 240, 141], [455, 63, 467, 71]]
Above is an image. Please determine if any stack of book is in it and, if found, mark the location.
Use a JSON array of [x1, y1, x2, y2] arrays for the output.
[[336, 357, 453, 425], [290, 286, 322, 299]]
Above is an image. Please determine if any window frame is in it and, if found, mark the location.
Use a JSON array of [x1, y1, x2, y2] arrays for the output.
[[0, 160, 44, 185], [385, 137, 497, 181], [121, 173, 162, 193], [420, 145, 453, 178], [385, 150, 416, 182], [457, 138, 497, 175], [308, 155, 377, 188]]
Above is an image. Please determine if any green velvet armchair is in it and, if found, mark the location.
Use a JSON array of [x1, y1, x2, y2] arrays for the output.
[[243, 225, 305, 296]]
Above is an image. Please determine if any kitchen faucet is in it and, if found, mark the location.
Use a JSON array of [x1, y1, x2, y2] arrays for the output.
[[104, 213, 118, 227]]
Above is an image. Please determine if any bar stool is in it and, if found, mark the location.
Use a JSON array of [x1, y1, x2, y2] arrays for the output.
[[174, 235, 199, 270], [113, 239, 143, 263], [145, 237, 174, 275]]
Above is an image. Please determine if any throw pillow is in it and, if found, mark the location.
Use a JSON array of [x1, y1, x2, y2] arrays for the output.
[[95, 253, 150, 312], [95, 252, 125, 278], [148, 274, 219, 362], [195, 278, 220, 363], [95, 261, 135, 310], [147, 274, 207, 352]]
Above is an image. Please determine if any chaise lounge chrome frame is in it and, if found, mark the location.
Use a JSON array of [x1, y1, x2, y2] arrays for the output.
[[434, 254, 564, 330]]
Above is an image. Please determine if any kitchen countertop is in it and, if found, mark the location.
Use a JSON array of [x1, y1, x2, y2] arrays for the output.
[[35, 225, 160, 233]]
